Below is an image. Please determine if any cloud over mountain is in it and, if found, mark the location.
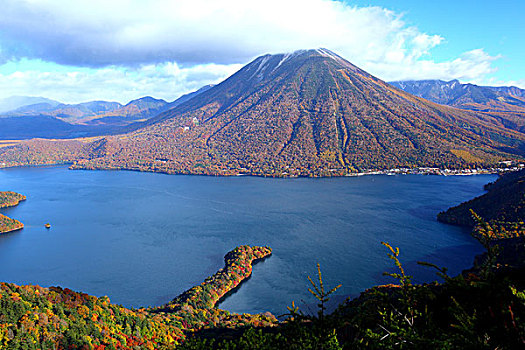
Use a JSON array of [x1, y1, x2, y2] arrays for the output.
[[0, 0, 440, 67], [0, 1, 494, 68], [0, 0, 513, 103]]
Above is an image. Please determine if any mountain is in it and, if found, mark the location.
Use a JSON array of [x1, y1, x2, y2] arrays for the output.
[[2, 49, 525, 175], [0, 86, 212, 138], [0, 96, 61, 113], [0, 97, 170, 139], [389, 79, 525, 108], [80, 88, 215, 127], [2, 86, 213, 127], [124, 96, 167, 112], [6, 100, 123, 121], [6, 102, 61, 115], [0, 99, 124, 140], [78, 96, 169, 126], [390, 80, 525, 132]]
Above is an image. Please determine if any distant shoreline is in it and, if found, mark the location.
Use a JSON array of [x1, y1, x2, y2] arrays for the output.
[[1, 162, 516, 178]]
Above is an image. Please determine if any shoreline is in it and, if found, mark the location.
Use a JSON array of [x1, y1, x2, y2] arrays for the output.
[[68, 161, 524, 178], [0, 217, 24, 234], [1, 162, 520, 178], [158, 245, 273, 312], [147, 245, 278, 332], [215, 252, 272, 308]]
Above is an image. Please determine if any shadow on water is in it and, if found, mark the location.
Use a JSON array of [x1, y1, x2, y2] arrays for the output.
[[378, 243, 484, 285], [291, 294, 355, 320], [0, 225, 24, 237], [216, 254, 272, 309], [295, 243, 485, 320]]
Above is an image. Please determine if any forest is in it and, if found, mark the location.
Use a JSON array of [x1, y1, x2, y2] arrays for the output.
[[438, 168, 525, 228]]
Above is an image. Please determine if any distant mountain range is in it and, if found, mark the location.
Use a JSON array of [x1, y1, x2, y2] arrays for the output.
[[1, 49, 524, 176], [0, 96, 61, 114], [389, 79, 525, 109], [0, 86, 212, 139], [390, 79, 525, 132]]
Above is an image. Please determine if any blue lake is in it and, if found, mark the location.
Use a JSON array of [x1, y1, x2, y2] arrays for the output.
[[0, 166, 495, 315]]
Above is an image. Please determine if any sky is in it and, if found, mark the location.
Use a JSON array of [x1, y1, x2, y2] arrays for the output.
[[0, 0, 523, 104]]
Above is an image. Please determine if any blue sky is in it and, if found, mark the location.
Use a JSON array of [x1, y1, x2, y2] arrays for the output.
[[349, 0, 524, 83], [0, 0, 523, 103]]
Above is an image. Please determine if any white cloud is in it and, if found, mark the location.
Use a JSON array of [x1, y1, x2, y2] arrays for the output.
[[373, 49, 502, 83], [0, 0, 520, 102], [0, 0, 472, 67], [0, 62, 242, 104], [480, 77, 525, 90]]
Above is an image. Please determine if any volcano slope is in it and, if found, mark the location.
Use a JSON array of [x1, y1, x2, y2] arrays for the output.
[[1, 49, 524, 176]]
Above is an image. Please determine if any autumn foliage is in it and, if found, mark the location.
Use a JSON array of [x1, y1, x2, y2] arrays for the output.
[[0, 283, 183, 349], [150, 245, 277, 331], [1, 50, 524, 177], [0, 246, 276, 349]]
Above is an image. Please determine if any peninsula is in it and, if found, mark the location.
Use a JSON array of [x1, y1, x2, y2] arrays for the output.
[[160, 245, 273, 311], [0, 245, 275, 348], [0, 191, 25, 234]]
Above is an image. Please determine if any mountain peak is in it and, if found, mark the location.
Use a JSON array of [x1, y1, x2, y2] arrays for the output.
[[126, 96, 166, 105], [237, 48, 365, 86], [313, 48, 346, 61], [267, 48, 355, 66], [267, 48, 345, 60]]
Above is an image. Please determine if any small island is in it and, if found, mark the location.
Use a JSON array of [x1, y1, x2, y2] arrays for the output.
[[0, 191, 26, 234]]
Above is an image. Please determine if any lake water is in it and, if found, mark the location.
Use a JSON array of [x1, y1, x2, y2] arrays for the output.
[[0, 166, 495, 315]]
